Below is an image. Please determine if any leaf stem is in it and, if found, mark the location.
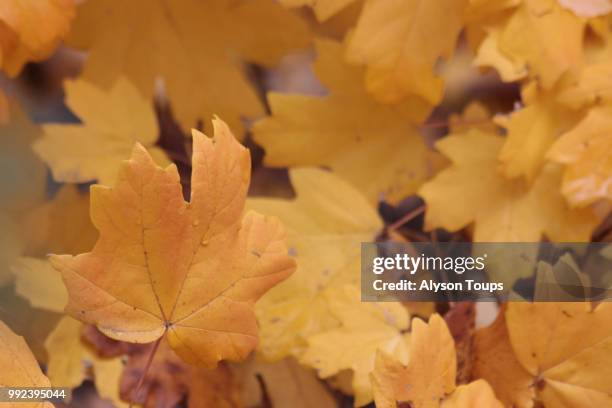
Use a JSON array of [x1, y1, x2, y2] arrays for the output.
[[129, 334, 164, 408]]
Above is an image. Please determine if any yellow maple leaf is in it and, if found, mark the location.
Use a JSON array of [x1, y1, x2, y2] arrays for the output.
[[0, 0, 74, 76], [66, 0, 311, 137], [473, 25, 528, 83], [474, 302, 612, 407], [557, 63, 612, 109], [94, 357, 129, 408], [12, 257, 67, 313], [548, 106, 612, 206], [371, 314, 503, 408], [496, 81, 581, 180], [45, 316, 128, 408], [344, 0, 468, 105], [34, 78, 169, 185], [0, 320, 54, 408], [247, 168, 382, 360], [253, 39, 439, 204], [419, 129, 599, 241], [474, 0, 584, 89], [11, 186, 95, 311], [301, 285, 410, 406], [50, 118, 296, 367]]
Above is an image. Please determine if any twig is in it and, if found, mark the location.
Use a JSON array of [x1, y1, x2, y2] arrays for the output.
[[387, 205, 426, 233]]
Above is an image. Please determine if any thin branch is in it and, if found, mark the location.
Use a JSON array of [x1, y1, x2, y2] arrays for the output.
[[387, 205, 426, 233]]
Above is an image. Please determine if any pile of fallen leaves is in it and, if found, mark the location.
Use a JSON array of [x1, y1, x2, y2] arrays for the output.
[[1, 0, 611, 407]]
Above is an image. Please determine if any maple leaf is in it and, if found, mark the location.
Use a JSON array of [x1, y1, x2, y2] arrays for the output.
[[473, 0, 584, 89], [120, 337, 240, 407], [547, 106, 612, 206], [557, 63, 612, 109], [344, 0, 468, 105], [253, 39, 440, 204], [370, 314, 503, 408], [418, 129, 599, 241], [235, 357, 337, 408], [301, 285, 410, 406], [0, 320, 54, 408], [50, 118, 296, 367], [474, 302, 612, 407], [472, 26, 528, 83], [34, 78, 170, 185], [66, 0, 311, 137], [0, 0, 74, 76], [247, 168, 382, 359], [12, 257, 67, 313], [45, 317, 128, 407], [12, 186, 94, 313], [496, 82, 581, 181]]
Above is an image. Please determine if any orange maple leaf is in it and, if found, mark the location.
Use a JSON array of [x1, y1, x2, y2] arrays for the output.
[[51, 118, 296, 367]]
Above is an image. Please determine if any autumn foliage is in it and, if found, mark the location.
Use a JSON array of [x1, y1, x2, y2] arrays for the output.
[[0, 0, 611, 407]]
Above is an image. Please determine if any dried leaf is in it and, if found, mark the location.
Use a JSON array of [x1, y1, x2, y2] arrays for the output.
[[419, 129, 599, 241], [345, 0, 468, 105], [254, 40, 440, 204], [371, 314, 503, 408], [45, 316, 129, 407], [548, 106, 612, 206], [51, 118, 296, 367], [12, 257, 67, 313], [301, 285, 410, 406], [0, 0, 74, 75], [248, 168, 382, 359], [35, 78, 169, 185], [475, 302, 612, 407], [497, 82, 581, 180], [0, 320, 54, 408], [66, 0, 311, 136], [476, 0, 584, 88]]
